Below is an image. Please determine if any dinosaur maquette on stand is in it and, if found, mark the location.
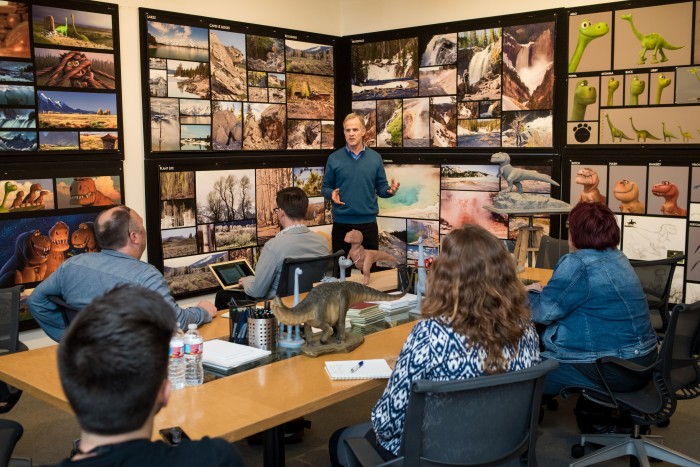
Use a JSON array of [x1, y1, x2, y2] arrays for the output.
[[345, 229, 398, 285]]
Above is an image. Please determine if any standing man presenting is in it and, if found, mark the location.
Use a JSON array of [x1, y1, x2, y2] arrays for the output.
[[322, 113, 400, 257]]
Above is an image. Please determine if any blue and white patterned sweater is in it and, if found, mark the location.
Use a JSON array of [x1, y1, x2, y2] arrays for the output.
[[370, 317, 541, 454]]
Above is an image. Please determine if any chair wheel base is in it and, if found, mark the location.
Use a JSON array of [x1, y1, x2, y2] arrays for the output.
[[571, 444, 585, 458]]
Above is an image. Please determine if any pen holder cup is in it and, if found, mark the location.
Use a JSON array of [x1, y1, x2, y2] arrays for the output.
[[228, 300, 256, 343], [247, 316, 277, 350]]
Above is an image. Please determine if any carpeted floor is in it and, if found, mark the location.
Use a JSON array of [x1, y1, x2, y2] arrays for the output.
[[3, 384, 700, 466]]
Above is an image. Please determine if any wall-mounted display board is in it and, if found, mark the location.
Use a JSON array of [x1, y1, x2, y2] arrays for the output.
[[0, 0, 123, 159], [0, 161, 123, 329], [565, 0, 700, 148], [139, 9, 337, 156], [345, 10, 561, 151], [564, 158, 699, 303], [146, 155, 558, 297]]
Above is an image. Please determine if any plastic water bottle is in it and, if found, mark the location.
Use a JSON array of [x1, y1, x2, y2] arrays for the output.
[[168, 323, 186, 390], [184, 323, 203, 386]]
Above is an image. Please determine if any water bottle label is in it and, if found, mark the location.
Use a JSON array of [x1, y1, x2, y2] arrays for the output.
[[170, 345, 184, 358], [184, 342, 202, 355]]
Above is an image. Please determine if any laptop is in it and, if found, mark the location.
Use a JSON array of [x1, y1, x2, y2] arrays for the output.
[[208, 259, 255, 290]]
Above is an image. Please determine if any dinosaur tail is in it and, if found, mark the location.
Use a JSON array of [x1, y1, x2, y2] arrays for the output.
[[270, 296, 316, 325], [529, 173, 560, 187], [663, 42, 684, 51]]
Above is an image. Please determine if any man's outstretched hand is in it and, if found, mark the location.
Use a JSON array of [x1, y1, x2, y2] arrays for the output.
[[332, 188, 345, 205], [388, 178, 400, 195]]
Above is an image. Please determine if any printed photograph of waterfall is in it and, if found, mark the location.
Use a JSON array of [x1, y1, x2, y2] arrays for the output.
[[457, 28, 502, 101], [351, 38, 419, 100]]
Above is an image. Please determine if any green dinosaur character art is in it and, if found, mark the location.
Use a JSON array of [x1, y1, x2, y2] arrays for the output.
[[54, 17, 68, 37], [570, 80, 597, 120], [0, 181, 17, 213], [628, 76, 645, 106], [604, 113, 632, 142], [607, 77, 620, 106], [689, 68, 700, 83], [655, 74, 672, 105], [678, 126, 693, 142], [662, 121, 678, 142], [68, 14, 89, 42], [568, 19, 609, 73], [620, 13, 684, 65], [628, 117, 659, 142]]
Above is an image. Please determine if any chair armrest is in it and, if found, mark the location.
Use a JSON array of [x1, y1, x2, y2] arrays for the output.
[[597, 356, 658, 374], [344, 437, 387, 467]]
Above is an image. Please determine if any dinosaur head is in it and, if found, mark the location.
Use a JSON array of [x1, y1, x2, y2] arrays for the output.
[[3, 181, 17, 194], [657, 74, 672, 89], [577, 19, 609, 45], [575, 168, 599, 187], [70, 177, 98, 206], [344, 229, 363, 245], [49, 221, 70, 252], [71, 222, 95, 249], [574, 80, 597, 105], [651, 181, 679, 200], [29, 183, 42, 192], [608, 77, 619, 92], [613, 179, 639, 202], [490, 152, 510, 164], [630, 76, 645, 96], [620, 13, 633, 22], [18, 230, 50, 265]]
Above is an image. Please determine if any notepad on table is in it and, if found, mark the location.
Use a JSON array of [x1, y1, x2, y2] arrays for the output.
[[324, 359, 393, 380], [202, 340, 271, 370]]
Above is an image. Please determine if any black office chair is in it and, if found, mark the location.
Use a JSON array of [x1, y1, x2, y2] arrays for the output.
[[344, 359, 558, 466], [47, 295, 80, 327], [0, 419, 25, 467], [276, 250, 344, 297], [0, 286, 28, 414], [629, 254, 685, 334], [535, 235, 569, 269], [565, 300, 700, 466]]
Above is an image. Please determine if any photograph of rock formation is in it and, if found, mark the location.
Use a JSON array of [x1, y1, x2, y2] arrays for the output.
[[351, 37, 418, 100], [429, 96, 456, 147], [351, 100, 376, 146], [421, 33, 457, 67], [212, 101, 242, 150], [321, 120, 334, 149], [242, 103, 286, 150], [286, 40, 333, 75], [377, 216, 407, 266], [247, 34, 284, 72], [457, 28, 502, 101], [209, 29, 246, 101], [287, 119, 320, 150]]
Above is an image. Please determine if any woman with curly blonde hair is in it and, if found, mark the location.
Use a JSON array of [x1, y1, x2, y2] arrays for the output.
[[330, 225, 540, 466]]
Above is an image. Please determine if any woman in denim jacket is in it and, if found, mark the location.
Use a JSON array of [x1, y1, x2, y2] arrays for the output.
[[527, 202, 657, 396]]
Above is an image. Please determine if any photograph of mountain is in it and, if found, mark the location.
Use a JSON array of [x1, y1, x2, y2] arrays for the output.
[[179, 99, 210, 124], [39, 131, 78, 150], [351, 37, 419, 100], [286, 40, 333, 75], [0, 131, 37, 151], [149, 69, 166, 97], [147, 21, 208, 61], [38, 90, 117, 130], [161, 227, 197, 259], [0, 61, 33, 83]]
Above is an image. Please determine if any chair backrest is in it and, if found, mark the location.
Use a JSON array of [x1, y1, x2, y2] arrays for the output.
[[0, 286, 24, 355], [662, 301, 700, 400], [47, 295, 80, 327], [629, 254, 685, 332], [535, 235, 568, 269], [397, 359, 558, 467], [276, 250, 344, 297], [0, 419, 22, 467]]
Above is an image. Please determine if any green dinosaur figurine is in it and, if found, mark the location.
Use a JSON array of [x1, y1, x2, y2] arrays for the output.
[[271, 281, 406, 345], [606, 77, 619, 106], [604, 113, 632, 142], [655, 74, 671, 105], [629, 117, 659, 142], [568, 19, 609, 73], [629, 76, 645, 106], [570, 80, 597, 121], [0, 181, 18, 213], [620, 13, 684, 65], [662, 121, 678, 142], [678, 126, 693, 142]]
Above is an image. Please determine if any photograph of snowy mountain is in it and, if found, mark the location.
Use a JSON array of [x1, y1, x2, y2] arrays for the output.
[[38, 91, 117, 130], [147, 21, 209, 61]]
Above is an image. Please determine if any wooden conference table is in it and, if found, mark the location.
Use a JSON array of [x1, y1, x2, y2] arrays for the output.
[[0, 267, 552, 466]]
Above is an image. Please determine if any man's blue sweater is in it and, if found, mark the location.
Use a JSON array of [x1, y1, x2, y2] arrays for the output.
[[322, 146, 392, 224]]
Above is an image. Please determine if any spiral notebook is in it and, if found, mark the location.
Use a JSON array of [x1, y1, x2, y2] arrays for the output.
[[324, 359, 393, 380]]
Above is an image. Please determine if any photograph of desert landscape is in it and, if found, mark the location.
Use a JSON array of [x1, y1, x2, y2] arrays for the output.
[[286, 40, 333, 75], [351, 37, 418, 100], [147, 21, 208, 61], [286, 73, 334, 119], [209, 29, 246, 101], [38, 90, 117, 130], [33, 5, 113, 50], [34, 48, 115, 89]]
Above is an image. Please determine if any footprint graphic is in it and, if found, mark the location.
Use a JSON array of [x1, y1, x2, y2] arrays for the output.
[[573, 123, 591, 143]]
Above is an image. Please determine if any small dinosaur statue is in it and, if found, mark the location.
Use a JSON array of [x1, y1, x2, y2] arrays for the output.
[[0, 181, 17, 212], [575, 168, 606, 204], [606, 77, 619, 106], [570, 80, 597, 121], [270, 282, 406, 344], [678, 126, 693, 142], [652, 181, 686, 216], [613, 179, 645, 213], [629, 117, 659, 143], [604, 114, 632, 142], [662, 121, 678, 142], [490, 152, 559, 193], [628, 76, 645, 106], [655, 74, 671, 105], [345, 229, 398, 285], [568, 19, 609, 73], [620, 13, 684, 65]]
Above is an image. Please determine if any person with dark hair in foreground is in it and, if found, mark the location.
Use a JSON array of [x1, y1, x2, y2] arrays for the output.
[[329, 225, 540, 466], [527, 202, 657, 406], [53, 285, 244, 466], [28, 205, 217, 341]]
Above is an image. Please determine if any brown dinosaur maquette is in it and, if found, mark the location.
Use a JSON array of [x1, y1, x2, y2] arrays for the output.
[[652, 181, 686, 216], [613, 179, 645, 214], [575, 168, 606, 204], [70, 177, 115, 206], [271, 281, 406, 345], [71, 222, 99, 252], [45, 221, 70, 276], [345, 229, 398, 285]]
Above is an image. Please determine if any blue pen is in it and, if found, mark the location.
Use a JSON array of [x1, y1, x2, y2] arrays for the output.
[[350, 361, 364, 373]]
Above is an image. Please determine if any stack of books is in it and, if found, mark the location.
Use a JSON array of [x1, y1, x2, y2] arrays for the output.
[[376, 293, 419, 317], [347, 301, 385, 328]]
